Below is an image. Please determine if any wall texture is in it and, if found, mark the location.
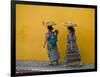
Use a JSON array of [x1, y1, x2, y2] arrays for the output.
[[16, 4, 95, 64]]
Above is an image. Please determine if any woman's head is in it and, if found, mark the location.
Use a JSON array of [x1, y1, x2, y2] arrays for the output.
[[47, 26, 54, 31], [67, 26, 75, 33]]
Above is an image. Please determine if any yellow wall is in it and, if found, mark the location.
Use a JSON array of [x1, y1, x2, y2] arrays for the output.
[[16, 4, 95, 64]]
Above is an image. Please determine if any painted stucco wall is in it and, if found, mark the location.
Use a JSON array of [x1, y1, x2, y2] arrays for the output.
[[16, 4, 95, 64]]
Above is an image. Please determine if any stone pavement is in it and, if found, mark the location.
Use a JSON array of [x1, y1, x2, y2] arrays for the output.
[[16, 60, 94, 73]]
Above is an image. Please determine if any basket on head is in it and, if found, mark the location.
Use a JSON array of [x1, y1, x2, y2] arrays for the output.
[[64, 21, 77, 27], [42, 21, 56, 26]]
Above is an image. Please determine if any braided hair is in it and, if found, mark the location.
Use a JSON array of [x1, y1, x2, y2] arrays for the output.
[[68, 26, 75, 36]]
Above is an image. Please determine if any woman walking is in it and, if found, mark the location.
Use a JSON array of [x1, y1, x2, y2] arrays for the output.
[[64, 21, 81, 67], [43, 21, 59, 66]]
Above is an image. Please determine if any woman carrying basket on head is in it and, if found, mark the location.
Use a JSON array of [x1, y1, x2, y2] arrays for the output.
[[43, 21, 60, 66]]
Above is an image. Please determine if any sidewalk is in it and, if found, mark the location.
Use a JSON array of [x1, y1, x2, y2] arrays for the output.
[[16, 60, 94, 73]]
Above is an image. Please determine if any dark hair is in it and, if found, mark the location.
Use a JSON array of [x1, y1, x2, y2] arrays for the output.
[[54, 30, 59, 35], [47, 26, 54, 31], [68, 26, 75, 34]]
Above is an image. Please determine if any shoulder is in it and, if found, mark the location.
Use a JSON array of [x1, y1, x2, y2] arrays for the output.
[[46, 32, 50, 37], [46, 32, 49, 35]]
